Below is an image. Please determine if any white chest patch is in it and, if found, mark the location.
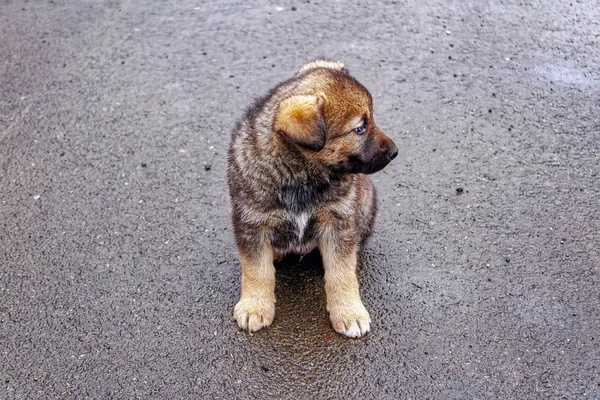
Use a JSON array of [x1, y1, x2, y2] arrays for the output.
[[295, 213, 309, 240]]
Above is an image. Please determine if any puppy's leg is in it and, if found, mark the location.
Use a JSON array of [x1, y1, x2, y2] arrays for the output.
[[320, 228, 371, 338], [233, 242, 276, 332]]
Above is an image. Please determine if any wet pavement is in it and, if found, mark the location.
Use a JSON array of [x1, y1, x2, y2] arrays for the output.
[[1, 0, 599, 398]]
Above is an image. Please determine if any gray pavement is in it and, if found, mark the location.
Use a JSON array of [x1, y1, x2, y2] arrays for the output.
[[1, 0, 599, 398]]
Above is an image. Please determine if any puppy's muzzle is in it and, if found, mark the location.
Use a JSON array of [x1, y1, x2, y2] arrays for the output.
[[362, 128, 398, 174]]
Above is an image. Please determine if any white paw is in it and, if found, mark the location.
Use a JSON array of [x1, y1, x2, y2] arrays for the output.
[[328, 302, 371, 338], [233, 297, 275, 332]]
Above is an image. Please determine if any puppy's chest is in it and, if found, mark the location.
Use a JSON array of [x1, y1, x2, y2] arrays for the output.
[[270, 212, 317, 252], [269, 178, 349, 253], [277, 179, 332, 214]]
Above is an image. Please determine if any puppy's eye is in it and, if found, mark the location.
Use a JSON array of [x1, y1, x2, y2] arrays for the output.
[[354, 121, 368, 135]]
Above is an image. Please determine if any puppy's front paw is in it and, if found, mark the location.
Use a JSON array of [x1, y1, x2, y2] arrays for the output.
[[328, 302, 371, 338], [233, 297, 275, 333]]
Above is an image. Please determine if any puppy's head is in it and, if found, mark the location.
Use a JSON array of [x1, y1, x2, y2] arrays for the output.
[[273, 59, 398, 175]]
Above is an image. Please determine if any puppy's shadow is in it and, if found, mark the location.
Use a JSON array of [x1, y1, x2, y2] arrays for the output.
[[270, 250, 332, 336], [246, 250, 367, 385]]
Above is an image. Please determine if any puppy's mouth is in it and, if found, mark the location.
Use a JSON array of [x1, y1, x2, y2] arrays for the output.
[[343, 153, 395, 175]]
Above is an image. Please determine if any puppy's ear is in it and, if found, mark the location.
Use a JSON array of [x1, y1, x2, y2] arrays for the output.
[[273, 94, 326, 151], [296, 59, 349, 76]]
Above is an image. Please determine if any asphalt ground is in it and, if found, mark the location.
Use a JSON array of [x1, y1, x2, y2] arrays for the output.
[[1, 0, 599, 398]]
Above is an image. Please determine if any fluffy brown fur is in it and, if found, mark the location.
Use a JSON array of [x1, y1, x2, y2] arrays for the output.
[[227, 59, 397, 337]]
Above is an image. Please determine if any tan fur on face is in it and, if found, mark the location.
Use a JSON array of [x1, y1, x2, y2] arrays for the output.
[[348, 116, 364, 131], [321, 76, 371, 132], [289, 75, 374, 169]]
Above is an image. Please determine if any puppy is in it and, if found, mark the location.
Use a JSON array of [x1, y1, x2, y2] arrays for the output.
[[227, 59, 397, 337]]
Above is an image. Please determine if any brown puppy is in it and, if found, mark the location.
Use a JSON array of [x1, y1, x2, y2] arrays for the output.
[[227, 59, 397, 337]]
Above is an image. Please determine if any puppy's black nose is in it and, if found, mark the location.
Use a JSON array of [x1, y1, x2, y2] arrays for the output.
[[388, 147, 398, 160]]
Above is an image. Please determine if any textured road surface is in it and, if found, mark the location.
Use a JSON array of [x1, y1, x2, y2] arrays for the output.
[[1, 1, 599, 399]]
